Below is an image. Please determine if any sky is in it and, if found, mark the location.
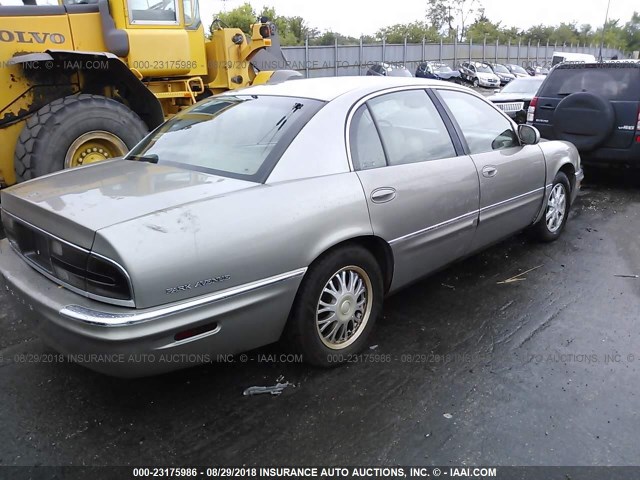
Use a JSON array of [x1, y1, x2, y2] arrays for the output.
[[201, 0, 638, 37]]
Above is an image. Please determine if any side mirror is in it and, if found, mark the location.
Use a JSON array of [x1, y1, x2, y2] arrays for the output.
[[518, 124, 540, 145]]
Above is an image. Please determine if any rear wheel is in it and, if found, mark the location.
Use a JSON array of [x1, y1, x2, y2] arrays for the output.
[[284, 246, 384, 366], [530, 172, 571, 242], [15, 94, 148, 182]]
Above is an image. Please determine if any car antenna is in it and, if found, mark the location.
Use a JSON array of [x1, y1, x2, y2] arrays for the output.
[[598, 0, 611, 62]]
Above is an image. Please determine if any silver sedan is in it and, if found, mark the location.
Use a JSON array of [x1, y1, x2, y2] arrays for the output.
[[0, 77, 583, 377]]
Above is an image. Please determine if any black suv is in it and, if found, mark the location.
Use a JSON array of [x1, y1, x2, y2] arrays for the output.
[[528, 61, 640, 166]]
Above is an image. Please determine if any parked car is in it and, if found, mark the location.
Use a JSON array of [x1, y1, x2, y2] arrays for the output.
[[366, 62, 413, 77], [0, 77, 582, 377], [526, 65, 550, 76], [488, 76, 545, 123], [416, 62, 461, 83], [551, 52, 597, 67], [528, 61, 640, 166], [488, 63, 516, 85], [505, 64, 530, 78], [459, 61, 501, 88]]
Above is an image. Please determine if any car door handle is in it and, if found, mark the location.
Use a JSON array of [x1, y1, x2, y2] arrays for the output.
[[482, 166, 498, 178], [371, 187, 397, 203], [540, 105, 555, 110]]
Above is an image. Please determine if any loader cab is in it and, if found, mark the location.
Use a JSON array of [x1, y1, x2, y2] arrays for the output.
[[118, 0, 207, 77]]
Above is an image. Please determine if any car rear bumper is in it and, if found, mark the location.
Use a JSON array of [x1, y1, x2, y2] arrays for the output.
[[580, 144, 640, 166], [0, 239, 304, 377], [478, 78, 500, 87]]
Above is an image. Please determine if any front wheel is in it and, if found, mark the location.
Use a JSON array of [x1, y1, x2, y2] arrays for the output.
[[284, 246, 384, 366], [529, 172, 571, 242], [15, 94, 149, 182], [472, 78, 479, 88]]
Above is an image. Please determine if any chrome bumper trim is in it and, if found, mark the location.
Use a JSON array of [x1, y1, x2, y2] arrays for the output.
[[59, 267, 308, 327]]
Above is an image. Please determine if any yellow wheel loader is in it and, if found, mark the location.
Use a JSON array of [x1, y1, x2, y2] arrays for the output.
[[0, 0, 298, 186]]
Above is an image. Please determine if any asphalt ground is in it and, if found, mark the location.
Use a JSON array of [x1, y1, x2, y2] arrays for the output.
[[0, 166, 639, 471]]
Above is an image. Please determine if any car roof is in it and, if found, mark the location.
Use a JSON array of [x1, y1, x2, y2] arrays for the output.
[[509, 76, 543, 82], [222, 76, 449, 102], [554, 61, 640, 70]]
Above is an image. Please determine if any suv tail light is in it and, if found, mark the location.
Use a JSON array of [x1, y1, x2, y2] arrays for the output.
[[636, 106, 640, 142], [527, 96, 538, 123]]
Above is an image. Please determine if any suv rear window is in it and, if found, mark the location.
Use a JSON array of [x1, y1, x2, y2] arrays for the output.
[[539, 65, 640, 101]]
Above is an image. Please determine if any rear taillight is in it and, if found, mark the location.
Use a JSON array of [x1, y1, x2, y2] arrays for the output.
[[86, 254, 132, 301], [527, 96, 538, 123], [636, 106, 640, 132]]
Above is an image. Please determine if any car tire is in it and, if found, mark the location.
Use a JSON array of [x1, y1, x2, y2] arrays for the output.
[[14, 94, 148, 182], [473, 78, 479, 87], [284, 245, 384, 367], [529, 172, 571, 242]]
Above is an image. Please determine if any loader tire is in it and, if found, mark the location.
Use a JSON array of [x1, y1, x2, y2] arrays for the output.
[[14, 94, 149, 182]]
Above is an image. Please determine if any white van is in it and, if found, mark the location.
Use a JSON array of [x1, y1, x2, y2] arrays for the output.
[[551, 52, 597, 66]]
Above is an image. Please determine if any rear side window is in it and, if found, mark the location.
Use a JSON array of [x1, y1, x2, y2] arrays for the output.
[[367, 90, 457, 166], [539, 67, 640, 101], [349, 105, 387, 170]]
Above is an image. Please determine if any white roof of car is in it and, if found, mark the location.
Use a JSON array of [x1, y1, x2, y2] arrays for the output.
[[224, 76, 445, 102]]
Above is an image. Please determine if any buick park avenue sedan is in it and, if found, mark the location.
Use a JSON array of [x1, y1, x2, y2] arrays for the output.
[[0, 77, 583, 377]]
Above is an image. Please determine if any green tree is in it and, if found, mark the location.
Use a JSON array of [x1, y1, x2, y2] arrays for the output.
[[466, 17, 506, 43], [549, 22, 580, 46], [424, 0, 482, 40], [426, 0, 452, 33], [624, 11, 640, 52], [211, 2, 256, 35], [595, 19, 627, 50], [523, 25, 555, 43], [312, 31, 339, 46], [377, 22, 440, 43]]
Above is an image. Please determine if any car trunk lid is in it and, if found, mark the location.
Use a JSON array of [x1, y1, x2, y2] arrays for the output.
[[0, 160, 259, 249]]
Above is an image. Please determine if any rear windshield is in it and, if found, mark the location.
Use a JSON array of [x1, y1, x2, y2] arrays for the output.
[[539, 66, 640, 101], [126, 95, 324, 182], [501, 78, 544, 94], [508, 65, 528, 75]]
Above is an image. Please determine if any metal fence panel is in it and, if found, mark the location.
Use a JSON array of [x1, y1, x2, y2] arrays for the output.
[[281, 40, 623, 77]]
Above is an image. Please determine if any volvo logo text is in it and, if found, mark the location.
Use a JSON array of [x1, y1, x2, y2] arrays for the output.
[[0, 31, 66, 44]]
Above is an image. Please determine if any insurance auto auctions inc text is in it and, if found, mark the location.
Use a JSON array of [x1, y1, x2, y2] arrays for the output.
[[253, 467, 497, 478]]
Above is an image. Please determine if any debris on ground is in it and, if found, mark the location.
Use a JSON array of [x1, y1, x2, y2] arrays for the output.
[[614, 274, 639, 279], [441, 283, 456, 290], [443, 413, 453, 419], [243, 382, 293, 397], [497, 265, 543, 285], [369, 345, 379, 350], [500, 300, 515, 312]]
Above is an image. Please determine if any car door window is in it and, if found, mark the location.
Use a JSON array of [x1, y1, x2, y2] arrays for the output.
[[349, 105, 387, 171], [438, 89, 519, 154], [366, 90, 457, 166]]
